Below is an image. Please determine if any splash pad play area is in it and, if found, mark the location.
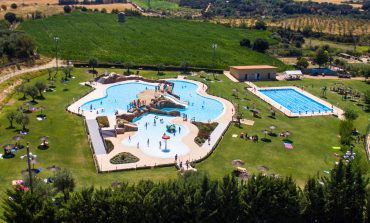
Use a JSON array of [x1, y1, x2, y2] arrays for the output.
[[68, 73, 234, 172]]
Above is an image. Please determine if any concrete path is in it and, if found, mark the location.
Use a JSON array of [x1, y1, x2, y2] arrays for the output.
[[223, 71, 239, 82], [0, 59, 62, 84]]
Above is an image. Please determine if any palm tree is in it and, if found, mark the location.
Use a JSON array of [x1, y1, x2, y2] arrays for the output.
[[16, 113, 29, 132]]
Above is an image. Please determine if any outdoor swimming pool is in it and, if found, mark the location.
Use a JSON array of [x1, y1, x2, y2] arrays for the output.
[[258, 88, 333, 114], [81, 80, 224, 122], [81, 79, 225, 158]]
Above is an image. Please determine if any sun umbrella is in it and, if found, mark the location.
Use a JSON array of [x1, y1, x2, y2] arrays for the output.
[[13, 135, 24, 141], [40, 136, 49, 141], [232, 159, 245, 167], [3, 144, 15, 150], [269, 125, 276, 130], [261, 130, 269, 138], [47, 165, 61, 172], [252, 109, 260, 113], [162, 133, 170, 151]]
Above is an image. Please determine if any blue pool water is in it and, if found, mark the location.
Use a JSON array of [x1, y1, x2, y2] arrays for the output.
[[82, 80, 225, 158], [81, 80, 224, 122], [122, 113, 189, 158], [259, 88, 333, 114]]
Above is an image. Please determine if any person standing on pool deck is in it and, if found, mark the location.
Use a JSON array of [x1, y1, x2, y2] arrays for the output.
[[159, 141, 162, 149], [129, 135, 131, 142], [179, 127, 181, 134], [147, 138, 150, 147], [137, 142, 139, 149], [175, 154, 178, 162]]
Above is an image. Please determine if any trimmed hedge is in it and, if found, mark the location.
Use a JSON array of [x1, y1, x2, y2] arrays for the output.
[[104, 139, 114, 154], [110, 152, 139, 164], [96, 116, 109, 128], [193, 122, 218, 146]]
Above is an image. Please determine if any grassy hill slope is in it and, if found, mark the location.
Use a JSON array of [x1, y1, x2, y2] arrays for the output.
[[19, 12, 287, 70]]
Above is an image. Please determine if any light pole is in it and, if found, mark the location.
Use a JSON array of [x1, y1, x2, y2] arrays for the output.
[[54, 36, 60, 73], [212, 43, 217, 80], [26, 142, 33, 193]]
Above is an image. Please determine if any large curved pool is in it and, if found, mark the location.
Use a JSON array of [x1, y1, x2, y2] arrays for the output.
[[81, 79, 225, 158]]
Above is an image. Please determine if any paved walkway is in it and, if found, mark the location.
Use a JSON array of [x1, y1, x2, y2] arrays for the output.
[[223, 71, 239, 82], [0, 59, 61, 84]]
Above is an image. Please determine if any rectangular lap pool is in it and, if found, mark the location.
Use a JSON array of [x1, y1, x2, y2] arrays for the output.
[[258, 88, 333, 114]]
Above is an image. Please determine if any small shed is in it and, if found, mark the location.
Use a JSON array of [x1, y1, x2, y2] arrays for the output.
[[283, 70, 303, 80], [118, 12, 126, 23]]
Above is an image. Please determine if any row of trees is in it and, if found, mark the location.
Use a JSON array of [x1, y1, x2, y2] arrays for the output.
[[59, 0, 127, 5], [2, 160, 368, 222], [240, 38, 269, 53]]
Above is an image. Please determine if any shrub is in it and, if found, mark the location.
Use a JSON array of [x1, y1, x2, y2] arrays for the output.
[[344, 108, 358, 121], [254, 20, 267, 30], [96, 116, 109, 128], [104, 139, 114, 153], [253, 38, 269, 53], [192, 122, 218, 145], [63, 5, 72, 13], [10, 3, 17, 9], [110, 152, 139, 164], [4, 12, 16, 23], [240, 38, 251, 48]]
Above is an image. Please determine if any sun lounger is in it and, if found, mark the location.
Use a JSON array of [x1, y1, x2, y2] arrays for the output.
[[284, 143, 293, 149]]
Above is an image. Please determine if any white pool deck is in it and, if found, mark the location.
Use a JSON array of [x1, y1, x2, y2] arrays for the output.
[[246, 82, 344, 119], [67, 78, 234, 172]]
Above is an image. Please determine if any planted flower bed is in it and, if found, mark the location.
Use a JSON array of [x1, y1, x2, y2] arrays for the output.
[[110, 152, 140, 164]]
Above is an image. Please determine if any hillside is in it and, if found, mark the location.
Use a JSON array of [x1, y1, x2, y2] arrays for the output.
[[19, 12, 286, 69]]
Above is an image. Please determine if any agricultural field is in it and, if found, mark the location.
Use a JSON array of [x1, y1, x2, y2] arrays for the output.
[[132, 0, 179, 10], [19, 11, 287, 70], [303, 38, 369, 53], [212, 16, 370, 36], [0, 0, 134, 19], [295, 0, 363, 8]]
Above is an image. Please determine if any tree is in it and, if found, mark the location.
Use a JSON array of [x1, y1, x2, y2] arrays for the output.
[[2, 188, 56, 223], [63, 5, 72, 13], [88, 58, 98, 74], [364, 90, 370, 110], [302, 177, 327, 222], [124, 61, 135, 75], [324, 160, 367, 222], [344, 107, 358, 121], [302, 26, 312, 37], [254, 20, 267, 30], [54, 169, 75, 202], [1, 5, 7, 11], [156, 63, 164, 75], [25, 85, 38, 102], [17, 84, 27, 100], [6, 111, 17, 128], [296, 57, 309, 70], [339, 120, 353, 146], [314, 49, 329, 67], [253, 38, 269, 53], [35, 81, 47, 98], [10, 3, 17, 9], [239, 38, 251, 48], [16, 113, 29, 132], [180, 61, 191, 74], [4, 12, 16, 23]]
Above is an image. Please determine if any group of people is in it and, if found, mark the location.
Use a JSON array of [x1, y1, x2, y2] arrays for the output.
[[240, 133, 259, 142]]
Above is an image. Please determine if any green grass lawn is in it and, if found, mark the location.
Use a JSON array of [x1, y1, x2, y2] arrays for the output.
[[0, 68, 368, 196], [188, 74, 369, 186], [0, 69, 179, 196], [132, 0, 179, 9], [18, 12, 287, 70]]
